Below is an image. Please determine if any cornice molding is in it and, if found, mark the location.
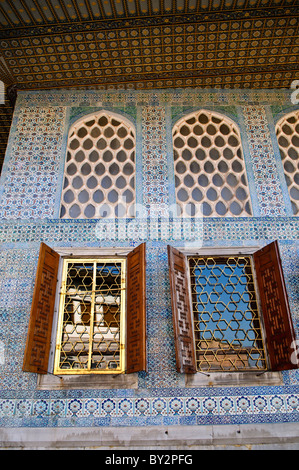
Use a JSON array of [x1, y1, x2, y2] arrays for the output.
[[0, 7, 297, 39], [13, 63, 298, 91]]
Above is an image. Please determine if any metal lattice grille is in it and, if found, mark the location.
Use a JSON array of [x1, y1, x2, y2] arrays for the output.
[[54, 258, 126, 374], [189, 256, 267, 372]]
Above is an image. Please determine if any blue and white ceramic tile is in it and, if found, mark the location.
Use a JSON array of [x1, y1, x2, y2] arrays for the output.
[[0, 88, 298, 429]]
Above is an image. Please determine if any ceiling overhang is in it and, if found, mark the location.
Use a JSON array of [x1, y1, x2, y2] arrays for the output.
[[0, 0, 297, 91]]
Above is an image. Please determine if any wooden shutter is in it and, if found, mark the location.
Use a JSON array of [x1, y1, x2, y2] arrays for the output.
[[23, 243, 60, 374], [126, 243, 147, 373], [254, 241, 298, 371], [167, 245, 196, 374]]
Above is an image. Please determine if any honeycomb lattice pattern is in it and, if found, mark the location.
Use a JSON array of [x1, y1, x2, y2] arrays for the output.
[[61, 112, 136, 219], [173, 110, 252, 217], [189, 255, 267, 372], [55, 259, 125, 373], [276, 110, 299, 215]]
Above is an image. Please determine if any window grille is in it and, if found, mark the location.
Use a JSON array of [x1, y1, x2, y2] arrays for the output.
[[60, 112, 136, 219], [276, 110, 299, 215], [189, 255, 267, 372], [168, 242, 298, 374], [173, 110, 252, 217], [54, 258, 126, 374]]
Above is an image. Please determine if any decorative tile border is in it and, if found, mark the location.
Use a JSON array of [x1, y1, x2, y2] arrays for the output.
[[0, 393, 298, 427], [16, 88, 292, 108], [0, 217, 298, 245], [142, 106, 169, 215], [0, 106, 66, 219], [242, 105, 286, 216]]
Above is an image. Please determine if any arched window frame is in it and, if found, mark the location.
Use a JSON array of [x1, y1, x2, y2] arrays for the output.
[[275, 110, 299, 216], [60, 110, 136, 219], [172, 109, 253, 217]]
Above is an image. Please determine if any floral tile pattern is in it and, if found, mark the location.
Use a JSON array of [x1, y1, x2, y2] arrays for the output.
[[0, 88, 298, 430]]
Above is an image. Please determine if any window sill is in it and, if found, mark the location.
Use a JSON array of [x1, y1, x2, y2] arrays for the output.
[[37, 372, 138, 390], [185, 371, 283, 388]]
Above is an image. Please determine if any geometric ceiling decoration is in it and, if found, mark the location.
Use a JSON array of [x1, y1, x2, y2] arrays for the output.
[[0, 1, 298, 173], [0, 0, 298, 92]]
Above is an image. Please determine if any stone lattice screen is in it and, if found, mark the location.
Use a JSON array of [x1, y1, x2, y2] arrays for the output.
[[276, 110, 299, 216], [173, 110, 252, 217], [60, 111, 136, 218]]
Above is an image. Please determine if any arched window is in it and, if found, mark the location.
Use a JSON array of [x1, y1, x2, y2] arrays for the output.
[[173, 110, 252, 217], [60, 111, 136, 218], [276, 110, 299, 215]]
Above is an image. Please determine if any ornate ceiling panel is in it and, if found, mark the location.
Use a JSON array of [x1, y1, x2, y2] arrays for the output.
[[0, 0, 298, 91], [0, 1, 298, 172]]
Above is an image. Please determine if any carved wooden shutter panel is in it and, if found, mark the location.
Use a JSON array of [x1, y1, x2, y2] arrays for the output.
[[254, 241, 298, 371], [167, 245, 196, 373], [23, 243, 60, 374], [126, 243, 147, 373]]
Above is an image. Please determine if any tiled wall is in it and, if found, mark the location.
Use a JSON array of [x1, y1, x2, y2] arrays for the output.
[[0, 88, 298, 429]]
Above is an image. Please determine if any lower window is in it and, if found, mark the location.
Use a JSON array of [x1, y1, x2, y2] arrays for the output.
[[23, 242, 146, 376], [54, 258, 126, 374], [168, 241, 299, 374], [189, 255, 267, 372]]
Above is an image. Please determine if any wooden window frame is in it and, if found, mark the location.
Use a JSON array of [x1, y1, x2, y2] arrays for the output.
[[168, 242, 299, 380], [23, 243, 147, 379]]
